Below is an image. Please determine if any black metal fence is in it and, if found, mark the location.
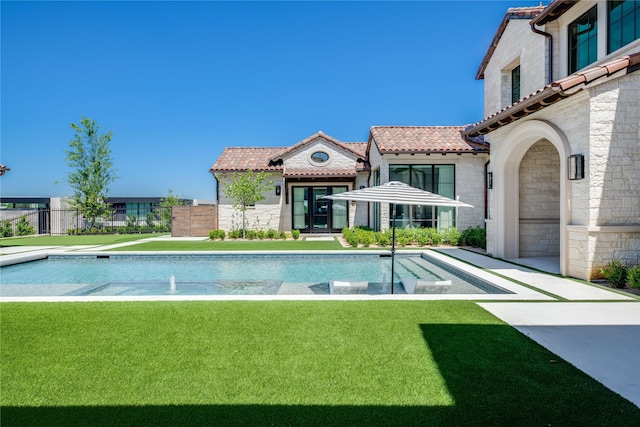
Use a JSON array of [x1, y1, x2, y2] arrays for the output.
[[0, 207, 173, 237]]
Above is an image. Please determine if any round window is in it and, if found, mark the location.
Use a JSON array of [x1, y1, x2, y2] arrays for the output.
[[311, 151, 329, 163]]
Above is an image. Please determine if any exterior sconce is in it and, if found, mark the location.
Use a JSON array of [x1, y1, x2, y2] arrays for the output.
[[486, 172, 493, 189], [568, 154, 585, 180], [275, 185, 281, 196]]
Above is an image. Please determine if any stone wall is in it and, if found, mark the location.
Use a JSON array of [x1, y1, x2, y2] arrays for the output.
[[518, 139, 560, 257]]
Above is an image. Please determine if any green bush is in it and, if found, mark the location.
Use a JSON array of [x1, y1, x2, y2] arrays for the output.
[[228, 229, 242, 239], [627, 265, 640, 289], [460, 226, 486, 249], [375, 231, 391, 247], [1, 220, 13, 237], [600, 260, 628, 289], [441, 227, 460, 245], [342, 228, 359, 247], [292, 229, 300, 240], [278, 231, 287, 240], [209, 230, 225, 240], [360, 231, 375, 247], [16, 215, 35, 236], [266, 229, 278, 239], [257, 230, 266, 240], [245, 230, 257, 240]]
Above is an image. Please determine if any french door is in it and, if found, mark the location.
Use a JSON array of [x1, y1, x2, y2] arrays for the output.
[[292, 186, 348, 232]]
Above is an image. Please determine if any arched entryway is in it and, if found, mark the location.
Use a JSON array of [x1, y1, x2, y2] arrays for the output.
[[491, 120, 570, 275]]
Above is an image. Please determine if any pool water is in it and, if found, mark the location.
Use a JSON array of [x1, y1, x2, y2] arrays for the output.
[[0, 254, 509, 296]]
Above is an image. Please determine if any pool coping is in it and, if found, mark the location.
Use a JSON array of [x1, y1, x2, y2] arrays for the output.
[[0, 249, 554, 302]]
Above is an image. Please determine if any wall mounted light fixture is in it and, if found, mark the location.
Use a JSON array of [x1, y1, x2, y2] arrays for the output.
[[568, 154, 585, 180], [275, 185, 281, 196], [486, 172, 493, 189]]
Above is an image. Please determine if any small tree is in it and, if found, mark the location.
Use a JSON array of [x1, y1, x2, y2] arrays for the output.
[[66, 117, 117, 230], [159, 189, 187, 227], [16, 215, 35, 236], [219, 169, 274, 238]]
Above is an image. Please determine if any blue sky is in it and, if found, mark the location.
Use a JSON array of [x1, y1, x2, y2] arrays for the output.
[[1, 0, 543, 200]]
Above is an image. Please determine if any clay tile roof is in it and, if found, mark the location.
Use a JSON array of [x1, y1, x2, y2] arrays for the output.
[[369, 126, 488, 154], [531, 0, 578, 26], [283, 168, 358, 178], [476, 5, 547, 80], [464, 52, 640, 138], [209, 147, 285, 173], [270, 131, 366, 162]]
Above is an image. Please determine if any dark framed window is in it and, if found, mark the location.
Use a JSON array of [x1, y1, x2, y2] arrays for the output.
[[608, 0, 640, 53], [569, 6, 598, 73], [388, 164, 456, 230], [511, 65, 521, 104], [310, 151, 329, 163]]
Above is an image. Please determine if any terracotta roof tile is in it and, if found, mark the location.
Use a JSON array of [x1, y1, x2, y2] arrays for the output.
[[531, 0, 577, 26], [209, 147, 284, 173], [465, 52, 640, 137], [370, 126, 488, 154], [270, 131, 366, 162]]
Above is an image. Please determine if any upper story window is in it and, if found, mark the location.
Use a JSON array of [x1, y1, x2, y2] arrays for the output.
[[568, 6, 598, 73], [608, 0, 640, 53], [310, 151, 329, 163], [511, 65, 521, 104]]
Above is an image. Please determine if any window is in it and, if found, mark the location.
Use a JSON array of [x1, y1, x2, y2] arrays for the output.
[[388, 164, 455, 230], [310, 151, 329, 163], [569, 6, 598, 73], [511, 65, 521, 104], [608, 0, 640, 53]]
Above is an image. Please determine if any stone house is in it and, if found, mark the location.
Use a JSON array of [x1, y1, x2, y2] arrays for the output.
[[210, 129, 488, 234], [463, 0, 640, 279]]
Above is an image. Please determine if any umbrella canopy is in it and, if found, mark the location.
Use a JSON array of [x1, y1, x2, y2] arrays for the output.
[[324, 181, 473, 208], [324, 181, 473, 294]]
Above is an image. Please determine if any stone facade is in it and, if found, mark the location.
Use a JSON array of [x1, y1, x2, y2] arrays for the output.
[[478, 0, 640, 280]]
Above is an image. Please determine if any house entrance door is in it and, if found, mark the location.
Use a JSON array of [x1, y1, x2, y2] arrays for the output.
[[292, 186, 348, 233]]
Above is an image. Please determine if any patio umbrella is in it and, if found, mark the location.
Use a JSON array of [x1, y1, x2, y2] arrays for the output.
[[324, 181, 473, 293]]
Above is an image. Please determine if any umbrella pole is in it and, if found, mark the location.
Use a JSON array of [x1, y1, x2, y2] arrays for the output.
[[391, 203, 396, 294]]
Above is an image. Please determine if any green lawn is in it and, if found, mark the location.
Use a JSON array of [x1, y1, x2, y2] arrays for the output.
[[2, 301, 638, 426], [0, 233, 167, 247]]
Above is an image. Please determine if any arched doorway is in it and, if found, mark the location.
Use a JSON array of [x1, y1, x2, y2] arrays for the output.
[[491, 120, 570, 275]]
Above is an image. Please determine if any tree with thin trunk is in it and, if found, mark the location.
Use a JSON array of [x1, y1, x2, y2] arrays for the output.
[[219, 169, 274, 238], [159, 189, 187, 227], [66, 117, 117, 231]]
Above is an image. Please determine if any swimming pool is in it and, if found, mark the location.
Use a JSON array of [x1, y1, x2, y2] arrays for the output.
[[0, 252, 510, 297]]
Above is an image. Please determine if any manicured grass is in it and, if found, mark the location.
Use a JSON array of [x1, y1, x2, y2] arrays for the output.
[[117, 239, 345, 251], [2, 301, 638, 426], [0, 233, 166, 247]]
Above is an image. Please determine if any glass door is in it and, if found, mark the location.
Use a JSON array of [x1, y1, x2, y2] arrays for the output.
[[312, 188, 329, 231], [291, 186, 349, 232]]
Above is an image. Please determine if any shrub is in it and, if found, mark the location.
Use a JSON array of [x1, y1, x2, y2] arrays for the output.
[[627, 265, 640, 289], [441, 227, 460, 245], [292, 229, 300, 240], [245, 230, 257, 240], [600, 260, 628, 289], [360, 231, 375, 247], [460, 226, 487, 249], [209, 230, 225, 240], [354, 225, 373, 232], [375, 231, 391, 247], [342, 228, 359, 247], [278, 231, 287, 240], [397, 235, 410, 247], [257, 230, 266, 240], [1, 220, 13, 237], [228, 229, 242, 239], [16, 215, 35, 236], [266, 229, 278, 239]]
